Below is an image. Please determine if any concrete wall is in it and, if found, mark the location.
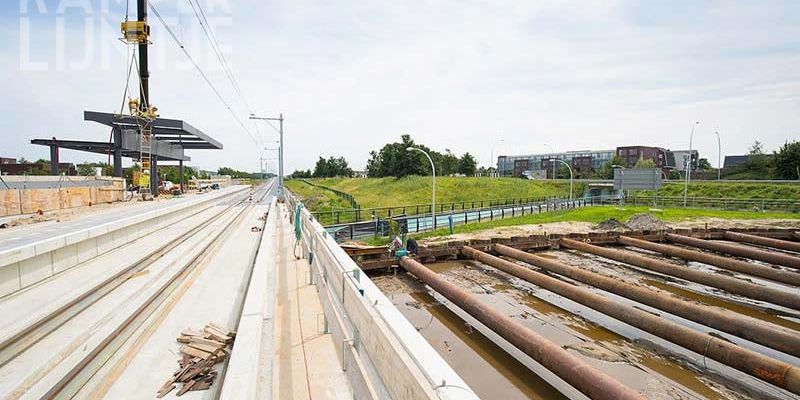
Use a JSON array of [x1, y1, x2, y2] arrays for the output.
[[287, 191, 479, 400], [0, 186, 249, 298], [0, 176, 125, 217]]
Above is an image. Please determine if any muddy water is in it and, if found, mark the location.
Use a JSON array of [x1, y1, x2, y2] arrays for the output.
[[558, 248, 800, 328], [372, 273, 567, 400], [372, 260, 785, 399]]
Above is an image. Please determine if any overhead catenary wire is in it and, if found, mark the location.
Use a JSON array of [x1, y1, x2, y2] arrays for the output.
[[185, 0, 252, 113], [184, 0, 262, 140], [147, 2, 260, 146]]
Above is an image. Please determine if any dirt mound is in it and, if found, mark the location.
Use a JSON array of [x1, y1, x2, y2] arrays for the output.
[[594, 218, 630, 231], [626, 213, 670, 231]]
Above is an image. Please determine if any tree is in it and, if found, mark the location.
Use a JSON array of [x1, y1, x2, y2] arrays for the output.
[[77, 163, 96, 176], [596, 155, 624, 179], [366, 134, 431, 178], [312, 156, 353, 178], [290, 169, 313, 179], [746, 140, 771, 175], [698, 158, 712, 170], [439, 150, 459, 176], [774, 140, 800, 180], [18, 157, 30, 164], [634, 158, 656, 168], [458, 153, 478, 175]]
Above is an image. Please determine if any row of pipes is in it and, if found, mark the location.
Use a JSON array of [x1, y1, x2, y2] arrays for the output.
[[398, 231, 800, 400]]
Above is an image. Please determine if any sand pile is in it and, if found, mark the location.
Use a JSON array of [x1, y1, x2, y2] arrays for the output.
[[594, 218, 630, 231], [626, 213, 670, 231]]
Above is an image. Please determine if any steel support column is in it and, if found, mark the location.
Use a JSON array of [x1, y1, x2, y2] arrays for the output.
[[179, 160, 184, 193], [49, 143, 59, 175], [150, 157, 158, 196], [113, 128, 123, 177]]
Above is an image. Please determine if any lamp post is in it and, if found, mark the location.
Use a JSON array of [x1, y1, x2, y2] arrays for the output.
[[544, 144, 555, 179], [490, 138, 503, 177], [612, 164, 625, 205], [713, 130, 721, 180], [408, 147, 436, 229], [250, 113, 284, 193], [549, 158, 573, 201], [683, 121, 699, 207]]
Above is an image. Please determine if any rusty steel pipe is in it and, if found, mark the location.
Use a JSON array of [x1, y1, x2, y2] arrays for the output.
[[494, 244, 800, 357], [665, 233, 800, 270], [397, 256, 644, 400], [617, 236, 800, 286], [462, 246, 800, 395], [560, 238, 800, 311], [724, 231, 800, 254]]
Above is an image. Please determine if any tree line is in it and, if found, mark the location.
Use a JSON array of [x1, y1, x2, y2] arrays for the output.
[[289, 134, 479, 179], [365, 134, 477, 177]]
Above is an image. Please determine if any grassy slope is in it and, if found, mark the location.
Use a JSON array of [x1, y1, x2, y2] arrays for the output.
[[362, 206, 800, 244], [648, 181, 800, 199], [310, 177, 583, 208], [284, 180, 352, 224]]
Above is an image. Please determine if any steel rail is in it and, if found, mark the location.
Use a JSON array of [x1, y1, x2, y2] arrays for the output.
[[41, 182, 273, 399], [0, 188, 254, 367]]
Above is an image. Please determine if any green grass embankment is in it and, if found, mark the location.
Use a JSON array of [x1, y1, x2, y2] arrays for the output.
[[305, 177, 581, 209], [362, 206, 800, 245], [646, 181, 800, 199]]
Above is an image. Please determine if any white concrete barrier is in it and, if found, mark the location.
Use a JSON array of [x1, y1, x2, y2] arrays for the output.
[[0, 186, 250, 297], [286, 192, 479, 400], [219, 198, 276, 400]]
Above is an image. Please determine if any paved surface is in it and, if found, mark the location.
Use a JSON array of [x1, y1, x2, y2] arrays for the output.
[[272, 203, 352, 400], [0, 186, 244, 253]]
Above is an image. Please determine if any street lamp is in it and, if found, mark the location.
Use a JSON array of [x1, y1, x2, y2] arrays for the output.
[[408, 147, 436, 229], [612, 164, 625, 205], [549, 158, 573, 201], [250, 113, 284, 193], [684, 121, 699, 207], [490, 138, 503, 177], [544, 144, 556, 179], [713, 130, 721, 181]]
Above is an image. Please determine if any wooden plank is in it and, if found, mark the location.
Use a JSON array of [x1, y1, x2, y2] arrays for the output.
[[180, 345, 212, 360]]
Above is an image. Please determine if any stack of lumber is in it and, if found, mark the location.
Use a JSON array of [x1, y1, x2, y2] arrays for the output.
[[157, 322, 236, 397]]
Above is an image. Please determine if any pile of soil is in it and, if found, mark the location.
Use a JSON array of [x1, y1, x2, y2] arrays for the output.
[[594, 218, 630, 231], [626, 213, 670, 231]]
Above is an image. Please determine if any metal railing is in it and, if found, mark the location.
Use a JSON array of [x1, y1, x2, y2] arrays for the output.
[[310, 195, 567, 225], [325, 196, 612, 241], [624, 195, 800, 212]]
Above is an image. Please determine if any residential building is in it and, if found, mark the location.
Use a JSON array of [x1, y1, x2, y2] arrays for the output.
[[615, 146, 672, 168], [723, 154, 772, 169], [497, 149, 615, 177], [671, 150, 699, 171]]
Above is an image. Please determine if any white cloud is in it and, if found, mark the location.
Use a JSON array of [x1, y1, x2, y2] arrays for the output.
[[2, 0, 799, 173]]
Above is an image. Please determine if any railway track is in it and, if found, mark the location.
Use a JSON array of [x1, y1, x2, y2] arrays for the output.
[[0, 181, 274, 399]]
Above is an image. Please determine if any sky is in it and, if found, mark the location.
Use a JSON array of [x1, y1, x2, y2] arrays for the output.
[[3, 0, 800, 174]]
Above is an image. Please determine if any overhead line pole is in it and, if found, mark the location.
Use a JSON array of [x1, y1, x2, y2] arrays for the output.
[[250, 114, 284, 194]]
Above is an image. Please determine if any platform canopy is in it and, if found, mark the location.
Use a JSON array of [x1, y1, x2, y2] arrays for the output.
[[82, 111, 223, 150], [30, 139, 190, 161], [30, 110, 224, 194]]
